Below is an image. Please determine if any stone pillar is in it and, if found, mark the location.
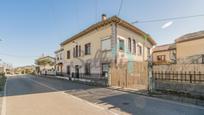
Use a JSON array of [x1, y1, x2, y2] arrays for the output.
[[148, 56, 155, 92]]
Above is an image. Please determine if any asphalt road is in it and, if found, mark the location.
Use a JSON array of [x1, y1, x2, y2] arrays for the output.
[[1, 75, 204, 115]]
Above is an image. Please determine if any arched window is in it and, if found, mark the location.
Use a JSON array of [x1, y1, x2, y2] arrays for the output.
[[128, 38, 131, 53]]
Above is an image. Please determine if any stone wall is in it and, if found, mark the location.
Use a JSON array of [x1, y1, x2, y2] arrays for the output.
[[155, 80, 204, 96]]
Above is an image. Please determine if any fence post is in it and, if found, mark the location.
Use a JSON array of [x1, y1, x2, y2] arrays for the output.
[[172, 71, 175, 81], [189, 71, 192, 83], [199, 71, 201, 83], [194, 71, 196, 83], [147, 58, 155, 93], [176, 71, 178, 81]]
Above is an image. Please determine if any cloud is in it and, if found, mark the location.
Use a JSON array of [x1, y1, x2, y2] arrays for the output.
[[161, 21, 173, 29]]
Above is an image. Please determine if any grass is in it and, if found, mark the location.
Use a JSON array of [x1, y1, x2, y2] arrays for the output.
[[0, 73, 7, 91]]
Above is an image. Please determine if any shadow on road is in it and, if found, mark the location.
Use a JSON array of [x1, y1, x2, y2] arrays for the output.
[[3, 75, 204, 115]]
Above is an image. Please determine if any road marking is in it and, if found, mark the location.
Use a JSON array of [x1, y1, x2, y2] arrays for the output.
[[27, 77, 119, 115], [1, 77, 8, 115], [28, 76, 204, 111]]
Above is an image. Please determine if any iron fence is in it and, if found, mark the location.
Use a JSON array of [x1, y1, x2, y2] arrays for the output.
[[153, 71, 204, 83]]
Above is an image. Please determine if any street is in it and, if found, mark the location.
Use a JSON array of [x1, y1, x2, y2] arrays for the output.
[[1, 75, 204, 115]]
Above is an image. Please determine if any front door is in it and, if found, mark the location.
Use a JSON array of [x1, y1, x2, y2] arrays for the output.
[[75, 65, 79, 78]]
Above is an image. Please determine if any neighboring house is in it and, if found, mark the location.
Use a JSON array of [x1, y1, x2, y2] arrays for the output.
[[152, 44, 176, 64], [56, 15, 156, 78], [55, 48, 64, 75], [153, 30, 204, 64], [35, 56, 55, 75], [175, 31, 204, 64]]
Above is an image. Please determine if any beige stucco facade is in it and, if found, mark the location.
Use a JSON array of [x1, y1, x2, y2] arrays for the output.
[[58, 16, 156, 76], [152, 50, 176, 64], [62, 24, 112, 74], [153, 31, 204, 65], [176, 37, 204, 59]]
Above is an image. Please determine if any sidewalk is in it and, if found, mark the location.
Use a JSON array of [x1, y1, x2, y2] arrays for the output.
[[38, 75, 204, 107]]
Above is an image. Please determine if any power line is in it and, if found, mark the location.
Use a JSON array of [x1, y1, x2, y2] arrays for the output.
[[0, 53, 38, 58], [118, 0, 124, 16], [132, 14, 204, 24]]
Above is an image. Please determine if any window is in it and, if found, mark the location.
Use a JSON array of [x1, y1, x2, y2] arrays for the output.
[[57, 55, 59, 60], [67, 50, 70, 59], [73, 47, 75, 57], [75, 45, 78, 57], [119, 39, 124, 51], [67, 66, 70, 75], [85, 63, 91, 75], [128, 38, 131, 53], [137, 45, 142, 56], [73, 45, 81, 58], [101, 38, 111, 51], [79, 45, 81, 56], [59, 53, 62, 60], [147, 48, 150, 57], [85, 43, 91, 55], [157, 55, 166, 62], [133, 39, 136, 54]]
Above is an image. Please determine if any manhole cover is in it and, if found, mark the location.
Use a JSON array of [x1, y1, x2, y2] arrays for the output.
[[122, 102, 129, 105]]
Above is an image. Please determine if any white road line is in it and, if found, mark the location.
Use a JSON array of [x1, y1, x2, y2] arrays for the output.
[[27, 77, 119, 115], [1, 77, 8, 115], [28, 76, 204, 112]]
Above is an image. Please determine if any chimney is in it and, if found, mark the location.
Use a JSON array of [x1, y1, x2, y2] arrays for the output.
[[101, 14, 107, 21]]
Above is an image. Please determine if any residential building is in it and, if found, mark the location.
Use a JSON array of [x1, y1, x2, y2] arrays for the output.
[[57, 15, 156, 78], [55, 48, 64, 75], [153, 30, 204, 64], [35, 56, 55, 75], [175, 31, 204, 64], [152, 44, 176, 64]]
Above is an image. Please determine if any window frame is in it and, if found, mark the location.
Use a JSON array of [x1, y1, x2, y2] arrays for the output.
[[101, 38, 111, 51], [137, 44, 142, 56], [157, 55, 166, 62], [67, 50, 70, 59], [85, 43, 91, 55], [119, 39, 125, 52], [133, 39, 136, 54], [128, 38, 131, 53]]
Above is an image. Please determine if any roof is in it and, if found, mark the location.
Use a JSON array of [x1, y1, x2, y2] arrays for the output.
[[55, 48, 64, 54], [153, 43, 176, 52], [60, 16, 156, 46], [36, 56, 55, 61], [175, 30, 204, 43]]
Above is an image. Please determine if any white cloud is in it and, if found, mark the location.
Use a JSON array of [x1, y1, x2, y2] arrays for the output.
[[161, 21, 173, 29]]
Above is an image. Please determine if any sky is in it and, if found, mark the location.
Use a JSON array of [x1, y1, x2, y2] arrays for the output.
[[0, 0, 204, 67]]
